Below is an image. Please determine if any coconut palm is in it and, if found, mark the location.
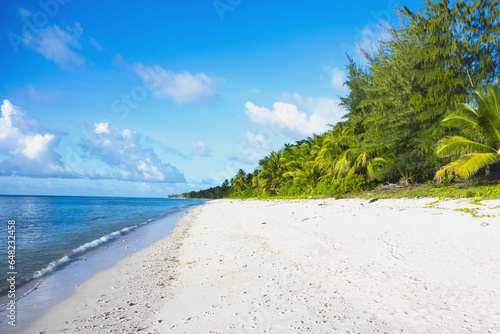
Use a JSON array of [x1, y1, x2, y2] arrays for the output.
[[317, 123, 386, 183], [292, 164, 321, 195], [231, 169, 248, 190], [257, 151, 284, 194], [315, 123, 352, 178], [334, 144, 387, 183], [281, 144, 306, 178], [436, 85, 500, 178]]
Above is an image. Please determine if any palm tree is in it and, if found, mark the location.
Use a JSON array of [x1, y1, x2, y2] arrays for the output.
[[334, 144, 387, 183], [436, 85, 500, 178], [280, 135, 325, 193], [281, 143, 311, 179], [257, 151, 284, 194], [315, 123, 351, 178], [292, 164, 321, 195], [231, 169, 248, 191], [318, 123, 386, 183]]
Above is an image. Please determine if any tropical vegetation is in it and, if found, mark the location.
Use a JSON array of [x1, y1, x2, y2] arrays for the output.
[[177, 0, 500, 200]]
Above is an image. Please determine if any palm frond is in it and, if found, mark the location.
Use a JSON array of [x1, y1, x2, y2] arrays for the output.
[[435, 136, 496, 157], [371, 157, 388, 165], [437, 153, 499, 178], [474, 87, 500, 146], [442, 105, 480, 140]]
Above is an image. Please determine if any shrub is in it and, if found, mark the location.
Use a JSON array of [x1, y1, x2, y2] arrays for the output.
[[441, 176, 459, 187], [337, 174, 367, 194], [279, 181, 305, 196], [465, 189, 475, 198], [315, 174, 367, 196], [428, 176, 460, 188]]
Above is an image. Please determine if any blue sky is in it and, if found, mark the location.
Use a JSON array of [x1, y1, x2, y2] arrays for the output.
[[0, 0, 420, 197]]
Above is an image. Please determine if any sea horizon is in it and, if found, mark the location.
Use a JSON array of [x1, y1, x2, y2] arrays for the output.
[[0, 195, 205, 298]]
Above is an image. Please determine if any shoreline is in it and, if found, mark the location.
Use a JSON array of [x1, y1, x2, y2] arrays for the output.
[[23, 206, 202, 333], [0, 206, 202, 333], [24, 198, 500, 333]]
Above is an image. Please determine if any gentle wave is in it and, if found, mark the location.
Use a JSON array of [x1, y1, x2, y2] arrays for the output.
[[33, 256, 70, 279], [33, 225, 138, 279]]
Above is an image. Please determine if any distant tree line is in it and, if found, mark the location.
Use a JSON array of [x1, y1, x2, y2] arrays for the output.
[[171, 180, 231, 199]]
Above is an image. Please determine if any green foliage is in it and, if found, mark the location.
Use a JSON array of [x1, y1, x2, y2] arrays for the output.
[[340, 57, 370, 135], [178, 179, 231, 199], [231, 169, 250, 191], [315, 174, 367, 196], [278, 181, 306, 197], [357, 182, 500, 200], [257, 151, 285, 195], [428, 175, 460, 188], [182, 0, 500, 201], [465, 189, 476, 198], [436, 85, 500, 178]]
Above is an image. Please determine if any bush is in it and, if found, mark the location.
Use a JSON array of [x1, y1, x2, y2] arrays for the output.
[[441, 176, 459, 187], [428, 175, 460, 188], [279, 181, 305, 196], [337, 174, 367, 194], [315, 179, 334, 195], [315, 174, 367, 196]]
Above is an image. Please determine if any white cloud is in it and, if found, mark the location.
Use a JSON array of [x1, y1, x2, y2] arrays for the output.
[[22, 133, 55, 159], [27, 85, 60, 103], [244, 94, 345, 140], [354, 24, 391, 64], [246, 131, 270, 150], [133, 63, 219, 104], [23, 23, 85, 69], [0, 100, 76, 178], [89, 37, 105, 52], [191, 141, 208, 157], [0, 101, 186, 184], [227, 154, 257, 166], [324, 66, 347, 90], [94, 122, 110, 134], [80, 123, 185, 183]]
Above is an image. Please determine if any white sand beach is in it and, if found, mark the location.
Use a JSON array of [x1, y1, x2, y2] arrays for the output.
[[26, 198, 500, 333]]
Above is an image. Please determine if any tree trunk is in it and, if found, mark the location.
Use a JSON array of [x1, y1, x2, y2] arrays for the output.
[[486, 164, 491, 177], [466, 67, 474, 89]]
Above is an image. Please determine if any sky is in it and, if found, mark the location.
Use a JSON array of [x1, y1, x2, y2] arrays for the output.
[[0, 0, 421, 197]]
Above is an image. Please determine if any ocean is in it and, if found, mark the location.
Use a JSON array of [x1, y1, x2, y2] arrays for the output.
[[0, 195, 205, 295]]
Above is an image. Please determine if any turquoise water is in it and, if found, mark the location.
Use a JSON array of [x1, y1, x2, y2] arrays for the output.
[[0, 195, 204, 293]]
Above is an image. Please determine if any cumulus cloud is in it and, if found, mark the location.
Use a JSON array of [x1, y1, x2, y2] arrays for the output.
[[246, 131, 270, 150], [0, 100, 76, 178], [0, 101, 186, 184], [23, 23, 85, 69], [244, 94, 345, 140], [191, 141, 208, 157], [27, 85, 61, 103], [79, 123, 185, 183], [324, 66, 347, 90], [133, 63, 219, 104]]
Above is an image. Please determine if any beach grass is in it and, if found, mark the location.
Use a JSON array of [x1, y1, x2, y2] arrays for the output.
[[231, 180, 500, 201]]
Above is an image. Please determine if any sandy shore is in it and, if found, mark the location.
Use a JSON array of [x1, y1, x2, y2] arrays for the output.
[[26, 198, 500, 333]]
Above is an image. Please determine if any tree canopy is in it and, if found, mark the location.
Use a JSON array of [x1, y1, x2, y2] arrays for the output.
[[185, 0, 500, 199]]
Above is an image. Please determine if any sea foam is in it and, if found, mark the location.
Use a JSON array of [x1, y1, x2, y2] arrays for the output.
[[33, 225, 138, 279]]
